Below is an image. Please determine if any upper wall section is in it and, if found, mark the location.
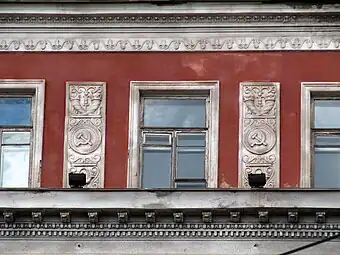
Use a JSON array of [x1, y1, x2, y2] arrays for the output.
[[0, 3, 340, 51]]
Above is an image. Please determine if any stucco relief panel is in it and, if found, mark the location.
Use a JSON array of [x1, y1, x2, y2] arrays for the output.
[[238, 82, 280, 188], [63, 82, 106, 188]]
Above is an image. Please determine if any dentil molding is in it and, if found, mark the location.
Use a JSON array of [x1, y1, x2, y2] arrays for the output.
[[1, 3, 340, 51]]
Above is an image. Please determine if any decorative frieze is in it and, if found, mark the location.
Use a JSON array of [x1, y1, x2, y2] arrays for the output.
[[1, 36, 340, 52], [316, 212, 326, 223], [60, 212, 71, 224], [63, 82, 106, 188], [238, 82, 280, 188], [288, 211, 299, 224], [202, 212, 212, 223], [88, 212, 99, 224], [258, 211, 269, 223], [3, 212, 14, 224], [2, 13, 340, 26], [32, 212, 43, 224], [230, 212, 241, 223], [117, 212, 128, 224], [173, 212, 184, 223], [2, 5, 340, 52], [145, 212, 156, 223], [0, 222, 339, 240]]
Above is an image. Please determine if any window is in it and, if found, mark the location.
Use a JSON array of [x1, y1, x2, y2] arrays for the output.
[[301, 82, 340, 188], [127, 81, 219, 188], [0, 80, 45, 188]]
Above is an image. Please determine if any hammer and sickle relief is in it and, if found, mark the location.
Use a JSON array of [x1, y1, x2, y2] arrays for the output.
[[250, 130, 267, 147], [75, 130, 92, 147], [69, 124, 101, 155], [243, 125, 276, 155]]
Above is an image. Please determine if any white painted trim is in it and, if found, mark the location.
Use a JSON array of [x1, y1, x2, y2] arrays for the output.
[[127, 81, 219, 188], [300, 82, 340, 188], [0, 79, 45, 188]]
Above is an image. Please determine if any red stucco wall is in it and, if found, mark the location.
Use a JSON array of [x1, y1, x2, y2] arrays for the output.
[[0, 52, 337, 188]]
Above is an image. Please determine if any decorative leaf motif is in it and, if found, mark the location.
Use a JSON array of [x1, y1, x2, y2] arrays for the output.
[[70, 86, 102, 115], [243, 86, 276, 116]]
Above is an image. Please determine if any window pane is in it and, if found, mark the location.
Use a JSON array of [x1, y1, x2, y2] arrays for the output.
[[176, 147, 205, 179], [175, 181, 206, 188], [314, 100, 340, 128], [314, 135, 340, 188], [0, 145, 30, 188], [2, 132, 30, 144], [142, 147, 171, 188], [177, 133, 205, 147], [143, 99, 206, 128], [143, 133, 171, 145]]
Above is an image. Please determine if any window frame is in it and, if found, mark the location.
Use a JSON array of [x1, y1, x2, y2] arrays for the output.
[[0, 80, 45, 188], [127, 81, 219, 188], [140, 96, 208, 188], [301, 82, 340, 187]]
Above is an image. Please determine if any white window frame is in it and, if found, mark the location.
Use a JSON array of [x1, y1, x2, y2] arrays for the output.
[[0, 79, 45, 188], [127, 81, 219, 188], [300, 82, 340, 188]]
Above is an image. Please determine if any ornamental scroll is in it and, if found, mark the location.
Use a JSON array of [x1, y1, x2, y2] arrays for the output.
[[63, 82, 106, 188], [238, 82, 280, 188]]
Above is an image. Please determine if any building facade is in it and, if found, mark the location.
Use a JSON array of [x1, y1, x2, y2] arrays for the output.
[[0, 2, 340, 254]]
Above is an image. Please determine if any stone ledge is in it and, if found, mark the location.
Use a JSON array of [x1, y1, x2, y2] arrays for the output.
[[0, 189, 339, 210]]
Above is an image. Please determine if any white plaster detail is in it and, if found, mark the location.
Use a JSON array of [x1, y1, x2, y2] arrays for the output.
[[63, 82, 106, 188], [0, 79, 45, 188], [0, 4, 340, 52], [127, 81, 219, 188], [0, 35, 339, 52], [300, 82, 340, 188], [238, 82, 280, 188]]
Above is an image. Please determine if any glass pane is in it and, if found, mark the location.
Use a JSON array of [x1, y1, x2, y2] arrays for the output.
[[314, 150, 340, 188], [142, 147, 171, 188], [143, 99, 206, 128], [315, 136, 340, 147], [144, 133, 171, 145], [0, 145, 30, 188], [177, 133, 205, 147], [176, 148, 205, 178], [314, 100, 340, 128], [314, 135, 340, 188], [175, 181, 206, 188], [0, 97, 32, 126], [2, 132, 30, 144]]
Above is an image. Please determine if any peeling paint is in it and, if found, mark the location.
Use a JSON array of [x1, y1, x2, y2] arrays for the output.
[[219, 173, 235, 188], [181, 57, 207, 77], [283, 183, 299, 188]]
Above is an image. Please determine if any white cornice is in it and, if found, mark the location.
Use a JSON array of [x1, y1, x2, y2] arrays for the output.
[[0, 3, 340, 51]]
